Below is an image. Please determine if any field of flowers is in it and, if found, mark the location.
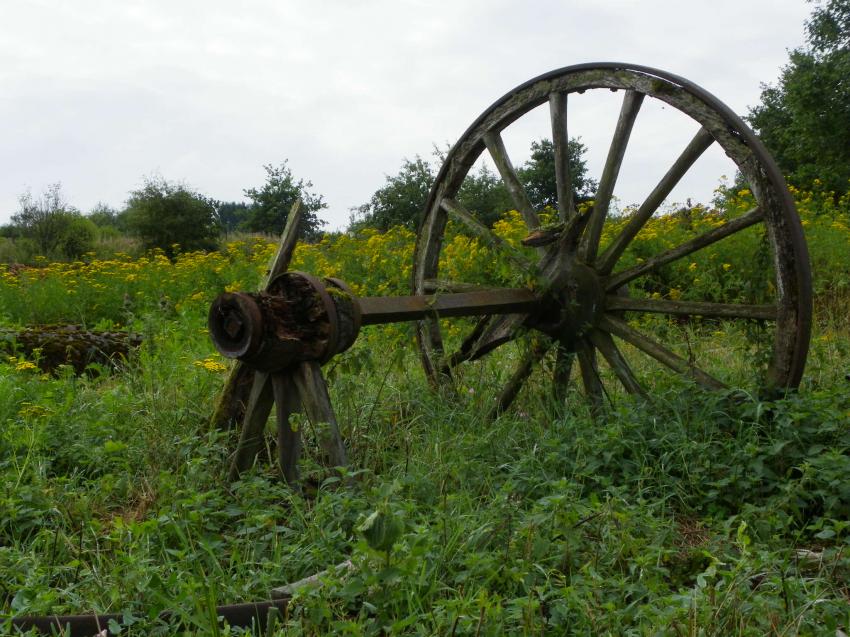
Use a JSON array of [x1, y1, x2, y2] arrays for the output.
[[1, 186, 849, 635]]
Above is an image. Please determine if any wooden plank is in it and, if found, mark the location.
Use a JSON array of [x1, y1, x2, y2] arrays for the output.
[[488, 339, 548, 418], [227, 371, 274, 480], [272, 373, 303, 492], [576, 339, 604, 415], [292, 361, 348, 469]]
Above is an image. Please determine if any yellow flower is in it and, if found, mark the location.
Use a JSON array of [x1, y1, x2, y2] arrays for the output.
[[15, 361, 38, 372], [722, 263, 732, 271], [688, 262, 698, 271], [194, 358, 227, 373]]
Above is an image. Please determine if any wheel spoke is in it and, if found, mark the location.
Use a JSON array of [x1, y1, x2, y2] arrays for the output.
[[489, 339, 549, 418], [597, 128, 716, 274], [582, 89, 645, 263], [549, 92, 575, 222], [588, 329, 646, 396], [228, 371, 274, 481], [443, 313, 527, 372], [605, 296, 778, 320], [441, 197, 534, 270], [575, 339, 605, 414], [483, 130, 540, 230], [553, 340, 575, 405], [605, 206, 764, 292], [272, 372, 302, 491], [599, 314, 726, 390]]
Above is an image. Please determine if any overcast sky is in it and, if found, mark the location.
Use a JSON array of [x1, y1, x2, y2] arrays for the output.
[[1, 0, 812, 230]]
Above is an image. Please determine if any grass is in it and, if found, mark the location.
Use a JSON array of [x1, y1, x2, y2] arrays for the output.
[[1, 203, 849, 634], [0, 299, 848, 635]]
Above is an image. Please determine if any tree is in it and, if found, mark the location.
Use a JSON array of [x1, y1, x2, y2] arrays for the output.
[[748, 0, 850, 196], [124, 176, 220, 256], [518, 139, 597, 211], [352, 156, 434, 231], [354, 138, 595, 231], [12, 183, 96, 259], [216, 201, 252, 234], [242, 162, 327, 240]]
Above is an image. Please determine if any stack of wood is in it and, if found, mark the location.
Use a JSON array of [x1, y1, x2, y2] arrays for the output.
[[1, 325, 143, 374]]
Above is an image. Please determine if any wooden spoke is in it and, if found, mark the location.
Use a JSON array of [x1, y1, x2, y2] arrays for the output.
[[483, 131, 540, 230], [489, 339, 549, 418], [588, 329, 645, 396], [605, 296, 778, 320], [553, 340, 574, 405], [291, 361, 348, 469], [443, 313, 526, 373], [599, 315, 726, 390], [605, 207, 764, 292], [272, 373, 303, 492], [441, 198, 534, 270], [266, 199, 305, 284], [549, 92, 575, 222], [597, 128, 716, 274], [581, 90, 644, 263], [575, 339, 605, 414], [228, 371, 274, 481]]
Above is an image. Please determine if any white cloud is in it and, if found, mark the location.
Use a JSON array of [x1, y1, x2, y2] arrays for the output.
[[0, 0, 811, 228]]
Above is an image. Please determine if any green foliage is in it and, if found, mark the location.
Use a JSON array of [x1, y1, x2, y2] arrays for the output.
[[11, 184, 96, 260], [1, 185, 850, 634], [519, 138, 596, 211], [354, 138, 594, 232], [124, 177, 220, 256], [242, 162, 327, 240], [748, 0, 850, 195], [351, 156, 434, 232]]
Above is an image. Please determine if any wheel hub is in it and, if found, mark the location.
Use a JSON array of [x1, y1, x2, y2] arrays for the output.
[[533, 261, 605, 347]]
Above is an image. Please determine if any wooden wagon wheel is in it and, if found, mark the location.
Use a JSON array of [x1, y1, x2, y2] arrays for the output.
[[413, 62, 812, 415]]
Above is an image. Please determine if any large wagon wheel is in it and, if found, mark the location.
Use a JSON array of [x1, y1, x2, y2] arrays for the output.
[[413, 63, 812, 415]]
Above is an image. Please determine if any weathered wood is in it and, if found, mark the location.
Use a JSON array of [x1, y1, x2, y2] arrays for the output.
[[549, 91, 575, 222], [272, 373, 303, 491], [605, 296, 778, 320], [599, 314, 726, 390], [605, 207, 764, 292], [483, 131, 540, 230], [588, 329, 645, 396], [552, 340, 574, 405], [440, 197, 534, 270], [597, 127, 716, 274], [488, 339, 548, 419], [575, 339, 604, 414], [292, 361, 348, 469], [266, 199, 305, 286], [271, 560, 355, 600], [0, 325, 142, 374], [581, 90, 644, 263], [210, 200, 304, 431], [228, 371, 274, 480]]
